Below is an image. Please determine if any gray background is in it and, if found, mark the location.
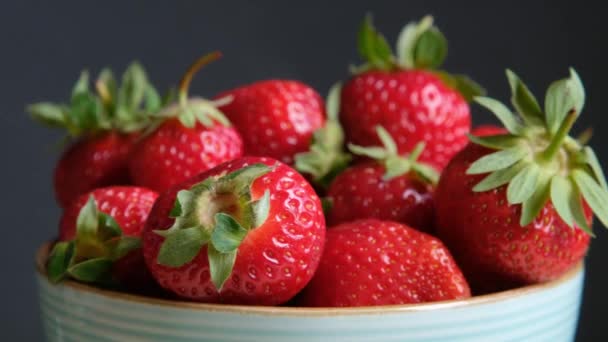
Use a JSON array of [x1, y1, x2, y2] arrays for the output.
[[1, 0, 606, 340]]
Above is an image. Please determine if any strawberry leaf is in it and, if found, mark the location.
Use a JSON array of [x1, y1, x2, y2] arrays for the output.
[[357, 14, 393, 70], [505, 70, 544, 127], [76, 196, 100, 240], [157, 227, 209, 267], [468, 134, 521, 150], [449, 74, 486, 102], [27, 103, 67, 128], [211, 213, 249, 253], [109, 236, 142, 260], [573, 169, 608, 228], [466, 147, 528, 175], [571, 185, 594, 235], [507, 164, 540, 204], [97, 212, 122, 241], [47, 241, 75, 283], [220, 164, 271, 191], [520, 175, 551, 226], [474, 97, 523, 134], [376, 126, 398, 155], [413, 27, 447, 69], [208, 245, 238, 291], [583, 147, 608, 191], [396, 16, 433, 69], [252, 190, 271, 228], [348, 145, 388, 159], [72, 71, 90, 98], [67, 257, 113, 283], [473, 161, 525, 192], [412, 163, 439, 185], [550, 175, 576, 227], [384, 157, 411, 180], [543, 69, 584, 135]]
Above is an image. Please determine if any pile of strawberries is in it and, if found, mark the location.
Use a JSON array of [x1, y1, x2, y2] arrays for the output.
[[33, 15, 607, 307]]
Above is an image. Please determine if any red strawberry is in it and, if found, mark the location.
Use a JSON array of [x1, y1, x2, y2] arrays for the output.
[[327, 126, 437, 232], [142, 157, 326, 305], [29, 63, 163, 207], [59, 186, 159, 240], [216, 80, 325, 164], [471, 125, 507, 137], [129, 52, 243, 193], [48, 186, 159, 291], [299, 219, 471, 307], [435, 69, 605, 292], [340, 15, 483, 170]]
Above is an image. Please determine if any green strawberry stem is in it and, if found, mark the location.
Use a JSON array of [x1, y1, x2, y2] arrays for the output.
[[47, 196, 141, 284], [178, 51, 222, 106], [351, 14, 485, 101], [469, 68, 608, 233], [155, 163, 273, 290], [540, 110, 577, 163], [28, 62, 165, 138], [294, 83, 352, 188], [348, 126, 439, 184], [155, 51, 230, 129]]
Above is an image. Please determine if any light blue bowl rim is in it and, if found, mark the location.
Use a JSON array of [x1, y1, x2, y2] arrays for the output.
[[35, 243, 584, 317]]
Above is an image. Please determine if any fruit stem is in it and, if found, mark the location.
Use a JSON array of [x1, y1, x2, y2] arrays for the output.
[[178, 51, 222, 105], [541, 110, 577, 162]]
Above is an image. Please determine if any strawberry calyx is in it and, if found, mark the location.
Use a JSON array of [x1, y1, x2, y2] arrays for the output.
[[47, 196, 141, 284], [351, 14, 484, 101], [468, 68, 608, 234], [152, 51, 231, 129], [348, 126, 439, 184], [28, 62, 165, 138], [295, 83, 352, 188], [154, 163, 273, 291]]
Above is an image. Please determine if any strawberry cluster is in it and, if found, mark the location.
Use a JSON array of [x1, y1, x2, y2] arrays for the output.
[[34, 15, 606, 308]]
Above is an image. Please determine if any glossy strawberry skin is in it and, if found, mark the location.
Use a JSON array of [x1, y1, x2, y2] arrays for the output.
[[435, 143, 591, 292], [471, 125, 508, 137], [54, 132, 138, 208], [299, 219, 470, 307], [217, 80, 325, 164], [340, 70, 470, 171], [142, 157, 326, 305], [128, 119, 243, 193], [327, 162, 434, 232], [59, 186, 159, 241]]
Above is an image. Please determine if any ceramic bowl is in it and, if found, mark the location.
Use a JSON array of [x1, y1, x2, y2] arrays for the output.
[[36, 243, 584, 342]]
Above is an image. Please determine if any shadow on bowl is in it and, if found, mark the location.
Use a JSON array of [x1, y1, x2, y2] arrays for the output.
[[36, 243, 583, 342]]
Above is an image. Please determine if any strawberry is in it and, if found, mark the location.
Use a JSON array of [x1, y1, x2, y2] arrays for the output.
[[216, 79, 325, 164], [326, 126, 437, 232], [47, 186, 159, 290], [299, 219, 471, 307], [129, 52, 243, 193], [142, 157, 326, 305], [471, 125, 507, 137], [340, 15, 484, 171], [59, 186, 159, 240], [28, 63, 163, 207], [435, 69, 606, 292]]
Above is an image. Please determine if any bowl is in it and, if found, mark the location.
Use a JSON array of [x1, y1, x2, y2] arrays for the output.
[[36, 243, 584, 342]]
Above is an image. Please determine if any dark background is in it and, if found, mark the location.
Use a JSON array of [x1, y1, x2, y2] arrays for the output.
[[1, 1, 606, 340]]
